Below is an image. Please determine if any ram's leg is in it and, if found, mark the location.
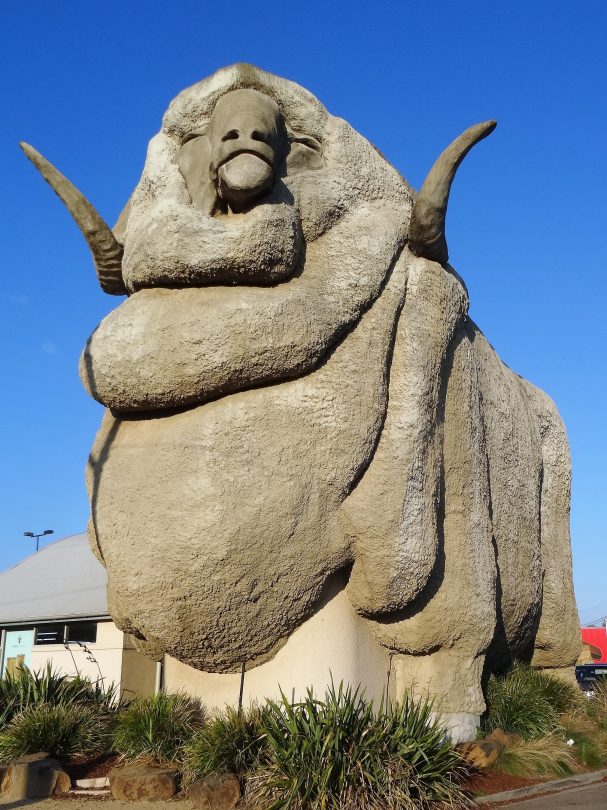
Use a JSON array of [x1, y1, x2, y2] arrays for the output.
[[522, 384, 581, 674], [361, 321, 496, 743], [391, 650, 487, 742]]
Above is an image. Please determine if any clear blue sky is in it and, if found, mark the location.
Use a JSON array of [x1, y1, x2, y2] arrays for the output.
[[1, 1, 605, 624]]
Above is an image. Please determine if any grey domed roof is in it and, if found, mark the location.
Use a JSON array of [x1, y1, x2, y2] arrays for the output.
[[0, 534, 108, 625]]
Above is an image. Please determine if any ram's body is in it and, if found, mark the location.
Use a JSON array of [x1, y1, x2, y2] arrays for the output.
[[24, 64, 580, 739]]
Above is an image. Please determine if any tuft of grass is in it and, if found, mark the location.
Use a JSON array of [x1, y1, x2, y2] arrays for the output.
[[483, 663, 579, 740], [0, 703, 113, 763], [585, 681, 607, 731], [112, 692, 204, 765], [183, 705, 266, 785], [566, 731, 604, 769], [0, 663, 120, 730], [494, 734, 577, 778], [529, 669, 582, 715], [561, 711, 607, 769], [250, 682, 469, 810]]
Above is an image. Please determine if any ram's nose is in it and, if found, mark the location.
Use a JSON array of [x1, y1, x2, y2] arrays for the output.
[[215, 131, 276, 208], [218, 152, 273, 202], [208, 89, 287, 212]]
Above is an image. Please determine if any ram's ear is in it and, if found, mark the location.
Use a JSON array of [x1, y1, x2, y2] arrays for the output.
[[112, 194, 133, 243], [176, 131, 217, 215], [286, 131, 324, 175]]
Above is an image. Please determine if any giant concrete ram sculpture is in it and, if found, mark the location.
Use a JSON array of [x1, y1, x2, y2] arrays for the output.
[[22, 64, 580, 740]]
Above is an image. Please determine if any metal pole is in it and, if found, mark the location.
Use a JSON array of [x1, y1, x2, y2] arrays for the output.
[[24, 529, 53, 553], [0, 628, 6, 676], [238, 661, 246, 712], [154, 659, 164, 694]]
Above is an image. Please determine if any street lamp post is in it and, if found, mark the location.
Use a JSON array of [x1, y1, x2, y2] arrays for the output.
[[23, 529, 54, 552]]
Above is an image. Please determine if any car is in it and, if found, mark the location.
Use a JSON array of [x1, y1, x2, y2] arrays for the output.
[[575, 663, 607, 692]]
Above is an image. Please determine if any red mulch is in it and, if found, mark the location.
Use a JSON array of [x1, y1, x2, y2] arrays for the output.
[[463, 769, 551, 796], [63, 753, 120, 781], [463, 770, 607, 808], [478, 774, 607, 808]]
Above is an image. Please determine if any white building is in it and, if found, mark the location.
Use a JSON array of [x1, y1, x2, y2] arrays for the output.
[[0, 534, 156, 698]]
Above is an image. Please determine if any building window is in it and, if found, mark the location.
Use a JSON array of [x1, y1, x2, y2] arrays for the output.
[[33, 622, 98, 645], [67, 623, 97, 644], [34, 625, 64, 645]]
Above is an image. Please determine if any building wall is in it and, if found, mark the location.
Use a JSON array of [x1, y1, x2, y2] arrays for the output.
[[121, 634, 158, 699], [30, 620, 124, 688], [2, 621, 157, 700], [163, 587, 390, 710]]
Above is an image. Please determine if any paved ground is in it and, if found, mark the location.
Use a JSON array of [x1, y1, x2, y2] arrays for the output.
[[3, 782, 607, 809], [0, 801, 194, 809], [497, 779, 607, 808]]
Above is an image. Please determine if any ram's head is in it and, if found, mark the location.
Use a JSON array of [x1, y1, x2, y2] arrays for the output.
[[22, 65, 494, 670]]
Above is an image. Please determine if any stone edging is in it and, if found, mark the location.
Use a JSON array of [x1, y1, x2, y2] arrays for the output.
[[74, 776, 110, 789], [70, 788, 111, 796], [475, 768, 607, 805]]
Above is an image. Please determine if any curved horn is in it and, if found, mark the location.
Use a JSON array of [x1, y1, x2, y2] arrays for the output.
[[409, 120, 497, 265], [20, 142, 127, 295]]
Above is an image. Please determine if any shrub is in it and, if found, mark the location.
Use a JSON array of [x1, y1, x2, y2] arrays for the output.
[[494, 734, 577, 778], [565, 730, 605, 769], [483, 663, 579, 740], [585, 680, 607, 731], [0, 703, 112, 762], [252, 683, 468, 810], [183, 705, 266, 785], [561, 710, 607, 769], [112, 692, 204, 765], [0, 663, 120, 730]]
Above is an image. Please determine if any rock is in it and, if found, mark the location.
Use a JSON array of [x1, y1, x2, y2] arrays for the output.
[[109, 764, 178, 801], [485, 727, 522, 749], [0, 755, 67, 800], [456, 740, 501, 769], [456, 727, 524, 768], [54, 767, 72, 793], [188, 773, 241, 809], [11, 751, 49, 762]]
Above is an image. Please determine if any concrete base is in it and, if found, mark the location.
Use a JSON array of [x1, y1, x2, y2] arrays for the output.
[[161, 581, 483, 742], [440, 712, 481, 744], [390, 648, 485, 741], [163, 581, 391, 709]]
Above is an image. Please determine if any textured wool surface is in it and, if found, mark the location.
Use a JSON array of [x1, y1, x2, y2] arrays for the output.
[[79, 65, 579, 723]]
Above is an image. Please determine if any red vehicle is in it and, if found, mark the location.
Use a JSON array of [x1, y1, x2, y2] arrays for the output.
[[581, 626, 607, 664]]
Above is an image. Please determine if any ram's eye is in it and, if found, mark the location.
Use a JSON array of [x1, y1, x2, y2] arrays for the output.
[[181, 128, 208, 145], [286, 133, 323, 174], [222, 129, 240, 142], [291, 135, 321, 152]]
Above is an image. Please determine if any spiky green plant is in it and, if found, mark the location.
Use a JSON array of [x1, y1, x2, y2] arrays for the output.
[[483, 663, 579, 740], [0, 703, 113, 762], [112, 692, 204, 765], [251, 683, 469, 810], [0, 663, 120, 729], [183, 705, 267, 785]]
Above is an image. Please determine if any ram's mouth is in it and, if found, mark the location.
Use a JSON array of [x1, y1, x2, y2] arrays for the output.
[[215, 150, 275, 207], [216, 147, 273, 172]]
